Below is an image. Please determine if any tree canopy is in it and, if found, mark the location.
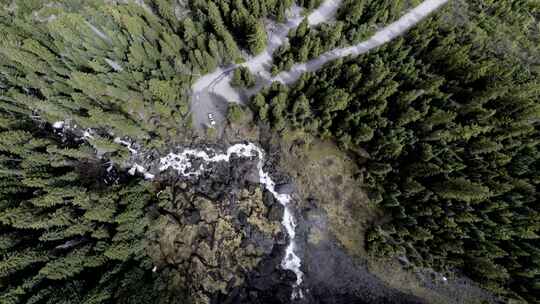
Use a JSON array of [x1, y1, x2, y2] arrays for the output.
[[252, 2, 540, 302]]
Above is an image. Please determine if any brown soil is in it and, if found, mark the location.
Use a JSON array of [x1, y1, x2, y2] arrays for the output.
[[276, 130, 382, 257]]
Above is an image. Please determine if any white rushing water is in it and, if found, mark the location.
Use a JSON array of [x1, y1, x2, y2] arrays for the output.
[[159, 143, 304, 298], [52, 121, 65, 129], [128, 163, 155, 179]]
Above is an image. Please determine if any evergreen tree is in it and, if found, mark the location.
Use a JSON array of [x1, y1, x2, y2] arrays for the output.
[[251, 2, 540, 301]]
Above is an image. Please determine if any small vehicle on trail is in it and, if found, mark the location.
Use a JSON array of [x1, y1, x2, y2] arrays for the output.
[[208, 113, 216, 126]]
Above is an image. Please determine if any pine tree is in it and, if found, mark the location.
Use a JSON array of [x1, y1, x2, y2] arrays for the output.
[[246, 17, 267, 54]]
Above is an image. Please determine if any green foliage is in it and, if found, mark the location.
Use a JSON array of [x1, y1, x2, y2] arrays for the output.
[[431, 178, 491, 203], [252, 2, 540, 302], [0, 3, 200, 145], [191, 0, 292, 57], [0, 113, 160, 303], [0, 0, 294, 147], [298, 0, 323, 10], [246, 18, 267, 54], [0, 0, 300, 302], [227, 103, 246, 124], [2, 0, 538, 303], [272, 0, 407, 72], [231, 66, 256, 88]]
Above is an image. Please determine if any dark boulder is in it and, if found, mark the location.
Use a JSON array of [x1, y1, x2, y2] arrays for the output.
[[263, 190, 276, 207], [276, 183, 295, 194], [268, 203, 284, 222]]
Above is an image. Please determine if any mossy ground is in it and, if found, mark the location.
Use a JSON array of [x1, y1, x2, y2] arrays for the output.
[[277, 130, 380, 257], [221, 105, 260, 144], [367, 257, 496, 304], [201, 116, 496, 303]]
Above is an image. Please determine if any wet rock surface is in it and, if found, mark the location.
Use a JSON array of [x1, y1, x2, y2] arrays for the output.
[[214, 245, 296, 304], [147, 148, 302, 304], [149, 186, 282, 304], [146, 141, 435, 304]]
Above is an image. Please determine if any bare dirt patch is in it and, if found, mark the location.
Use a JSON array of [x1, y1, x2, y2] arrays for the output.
[[277, 130, 381, 257]]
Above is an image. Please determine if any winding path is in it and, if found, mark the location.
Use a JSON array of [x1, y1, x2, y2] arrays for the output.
[[186, 0, 449, 298], [190, 1, 343, 131], [190, 0, 449, 131], [267, 0, 449, 86]]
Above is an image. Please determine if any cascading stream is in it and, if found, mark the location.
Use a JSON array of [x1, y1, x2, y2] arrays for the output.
[[159, 143, 304, 298], [53, 0, 450, 300]]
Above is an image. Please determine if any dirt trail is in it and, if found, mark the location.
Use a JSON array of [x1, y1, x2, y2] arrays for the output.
[[190, 0, 343, 131], [269, 0, 449, 86], [190, 0, 449, 133]]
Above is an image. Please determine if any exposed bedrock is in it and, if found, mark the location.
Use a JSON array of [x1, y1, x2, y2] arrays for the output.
[[146, 150, 300, 304], [148, 185, 286, 304], [146, 147, 431, 304]]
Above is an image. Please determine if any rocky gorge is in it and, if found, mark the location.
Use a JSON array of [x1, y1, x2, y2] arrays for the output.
[[136, 138, 436, 304], [48, 117, 498, 304], [139, 141, 297, 303]]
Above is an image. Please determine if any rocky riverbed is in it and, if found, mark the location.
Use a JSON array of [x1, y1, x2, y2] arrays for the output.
[[157, 143, 304, 297], [147, 186, 286, 304], [142, 143, 297, 303], [139, 138, 438, 304], [138, 129, 500, 304]]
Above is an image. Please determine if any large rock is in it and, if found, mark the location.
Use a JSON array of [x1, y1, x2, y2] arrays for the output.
[[148, 187, 282, 304], [215, 245, 296, 304], [267, 203, 284, 222], [276, 183, 295, 194], [263, 190, 276, 207]]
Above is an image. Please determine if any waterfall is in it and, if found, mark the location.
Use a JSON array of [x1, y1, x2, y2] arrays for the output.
[[159, 143, 304, 298]]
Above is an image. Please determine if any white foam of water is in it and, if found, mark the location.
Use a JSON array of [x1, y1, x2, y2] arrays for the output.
[[114, 137, 138, 154], [52, 121, 64, 129], [83, 129, 95, 139], [129, 163, 155, 179], [159, 143, 304, 295]]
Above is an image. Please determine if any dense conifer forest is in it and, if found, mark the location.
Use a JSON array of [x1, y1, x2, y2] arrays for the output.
[[271, 0, 410, 73], [253, 1, 540, 302], [0, 0, 539, 303], [0, 0, 278, 302]]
